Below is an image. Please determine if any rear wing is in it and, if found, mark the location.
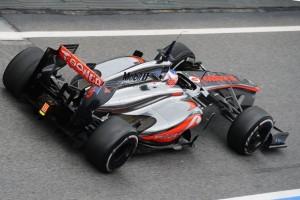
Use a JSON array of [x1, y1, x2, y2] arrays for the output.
[[58, 45, 104, 87], [35, 44, 104, 87]]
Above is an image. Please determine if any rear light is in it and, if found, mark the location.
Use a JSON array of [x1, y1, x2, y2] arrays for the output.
[[39, 102, 50, 116]]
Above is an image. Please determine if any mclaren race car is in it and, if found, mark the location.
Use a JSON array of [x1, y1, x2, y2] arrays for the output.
[[2, 41, 289, 173]]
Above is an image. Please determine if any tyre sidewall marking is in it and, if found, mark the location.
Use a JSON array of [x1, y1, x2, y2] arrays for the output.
[[244, 119, 273, 154], [106, 135, 138, 172]]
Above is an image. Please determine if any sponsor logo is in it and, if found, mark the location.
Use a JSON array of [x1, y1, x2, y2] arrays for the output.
[[123, 72, 150, 81], [189, 76, 201, 83], [58, 46, 103, 87], [189, 75, 238, 83], [122, 69, 162, 82]]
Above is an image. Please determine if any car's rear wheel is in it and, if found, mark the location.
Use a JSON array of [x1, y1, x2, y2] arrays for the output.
[[2, 47, 44, 98], [227, 106, 273, 155], [85, 116, 138, 173]]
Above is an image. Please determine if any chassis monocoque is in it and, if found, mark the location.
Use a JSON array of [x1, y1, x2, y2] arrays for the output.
[[2, 42, 289, 173]]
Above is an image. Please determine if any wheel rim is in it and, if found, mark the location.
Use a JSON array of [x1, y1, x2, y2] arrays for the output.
[[244, 119, 273, 154], [106, 135, 138, 172]]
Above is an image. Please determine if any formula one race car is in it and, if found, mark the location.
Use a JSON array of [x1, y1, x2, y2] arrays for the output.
[[2, 41, 289, 173]]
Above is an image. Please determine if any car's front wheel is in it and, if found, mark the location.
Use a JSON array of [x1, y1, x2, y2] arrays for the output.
[[227, 106, 273, 155]]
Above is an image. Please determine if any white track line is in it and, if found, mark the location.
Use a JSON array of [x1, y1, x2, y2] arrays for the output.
[[0, 26, 300, 40], [220, 188, 300, 200]]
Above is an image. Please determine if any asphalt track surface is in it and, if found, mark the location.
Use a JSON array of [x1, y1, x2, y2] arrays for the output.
[[0, 11, 300, 200]]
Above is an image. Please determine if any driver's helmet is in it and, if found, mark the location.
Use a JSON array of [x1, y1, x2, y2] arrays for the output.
[[163, 69, 178, 86]]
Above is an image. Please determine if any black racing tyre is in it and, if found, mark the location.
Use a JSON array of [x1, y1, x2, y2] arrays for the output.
[[2, 47, 44, 98], [227, 106, 273, 155], [85, 116, 138, 173]]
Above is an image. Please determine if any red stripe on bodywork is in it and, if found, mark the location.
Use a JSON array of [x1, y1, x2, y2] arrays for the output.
[[202, 75, 238, 82], [171, 91, 183, 96], [207, 84, 261, 93], [187, 100, 197, 110], [141, 114, 202, 143], [58, 45, 104, 87]]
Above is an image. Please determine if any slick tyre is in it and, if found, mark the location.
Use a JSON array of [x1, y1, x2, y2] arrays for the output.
[[227, 106, 273, 155], [85, 116, 138, 173], [3, 47, 44, 98]]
